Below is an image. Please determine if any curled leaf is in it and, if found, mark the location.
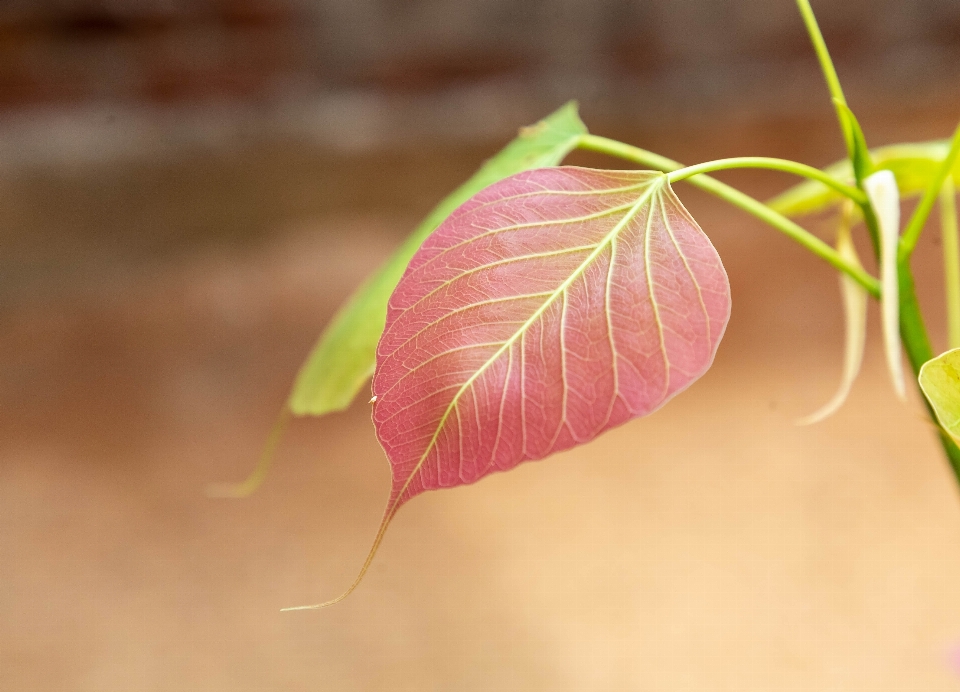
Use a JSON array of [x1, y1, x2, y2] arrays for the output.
[[797, 201, 867, 425], [286, 167, 731, 609], [919, 349, 960, 442], [864, 169, 906, 399]]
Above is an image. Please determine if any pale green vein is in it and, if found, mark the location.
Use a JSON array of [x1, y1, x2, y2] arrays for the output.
[[425, 200, 642, 270], [644, 188, 670, 401], [393, 244, 601, 331], [378, 340, 514, 400], [552, 289, 570, 448], [658, 188, 713, 352], [601, 236, 621, 429], [387, 178, 664, 514]]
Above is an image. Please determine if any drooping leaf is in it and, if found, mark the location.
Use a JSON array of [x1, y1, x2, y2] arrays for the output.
[[288, 102, 588, 417], [919, 349, 960, 442], [769, 139, 960, 218], [864, 169, 906, 399], [797, 201, 868, 425]]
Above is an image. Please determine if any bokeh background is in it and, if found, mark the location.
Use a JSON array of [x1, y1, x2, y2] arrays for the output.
[[3, 1, 960, 689]]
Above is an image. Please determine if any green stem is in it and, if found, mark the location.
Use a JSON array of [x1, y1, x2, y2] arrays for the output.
[[942, 177, 960, 350], [795, 0, 847, 107], [578, 134, 880, 297], [795, 0, 857, 162], [667, 157, 867, 203], [899, 120, 960, 261], [898, 270, 960, 484]]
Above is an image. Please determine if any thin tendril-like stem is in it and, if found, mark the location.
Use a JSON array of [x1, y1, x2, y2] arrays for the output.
[[578, 134, 880, 297], [281, 504, 399, 611], [795, 0, 858, 163], [899, 120, 960, 261], [667, 156, 866, 204], [795, 0, 847, 108], [207, 405, 292, 498]]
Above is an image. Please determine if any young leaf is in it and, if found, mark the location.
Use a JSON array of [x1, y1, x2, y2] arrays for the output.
[[835, 101, 873, 184], [769, 140, 960, 218], [864, 169, 906, 399], [919, 349, 960, 442], [283, 167, 731, 610], [288, 102, 588, 417], [797, 202, 867, 425]]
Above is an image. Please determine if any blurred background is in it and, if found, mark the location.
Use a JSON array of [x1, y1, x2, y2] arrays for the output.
[[3, 0, 960, 689]]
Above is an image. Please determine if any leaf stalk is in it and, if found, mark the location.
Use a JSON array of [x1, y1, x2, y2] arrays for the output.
[[578, 134, 880, 297], [667, 156, 866, 204]]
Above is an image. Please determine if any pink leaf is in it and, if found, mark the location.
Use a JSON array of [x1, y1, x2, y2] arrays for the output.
[[287, 167, 730, 609], [374, 167, 730, 509]]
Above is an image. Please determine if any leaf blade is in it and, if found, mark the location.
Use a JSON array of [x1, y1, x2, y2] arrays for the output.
[[920, 349, 960, 441], [373, 167, 731, 509], [288, 102, 588, 416], [287, 166, 732, 609]]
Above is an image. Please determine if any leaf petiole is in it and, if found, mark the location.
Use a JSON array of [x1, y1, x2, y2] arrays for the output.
[[666, 157, 867, 204], [578, 134, 880, 297]]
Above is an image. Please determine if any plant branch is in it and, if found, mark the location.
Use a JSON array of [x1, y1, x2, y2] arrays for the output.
[[899, 120, 960, 261], [795, 0, 857, 162], [795, 0, 846, 107], [667, 157, 867, 203], [578, 134, 880, 297], [897, 271, 960, 484]]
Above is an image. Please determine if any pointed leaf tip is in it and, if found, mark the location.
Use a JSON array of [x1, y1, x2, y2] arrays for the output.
[[864, 169, 906, 400], [373, 167, 731, 512], [297, 166, 731, 608]]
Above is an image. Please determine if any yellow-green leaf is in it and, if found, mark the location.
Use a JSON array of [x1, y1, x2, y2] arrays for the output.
[[769, 140, 960, 218], [919, 349, 960, 442]]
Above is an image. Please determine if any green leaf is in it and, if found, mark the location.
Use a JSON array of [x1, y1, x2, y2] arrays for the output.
[[768, 139, 960, 218], [835, 101, 872, 183], [288, 102, 588, 417], [919, 349, 960, 442]]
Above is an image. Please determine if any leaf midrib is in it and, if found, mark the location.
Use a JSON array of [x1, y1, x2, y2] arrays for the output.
[[386, 176, 665, 508]]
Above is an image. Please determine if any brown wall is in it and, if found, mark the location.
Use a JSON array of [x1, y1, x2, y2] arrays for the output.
[[0, 0, 956, 108]]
